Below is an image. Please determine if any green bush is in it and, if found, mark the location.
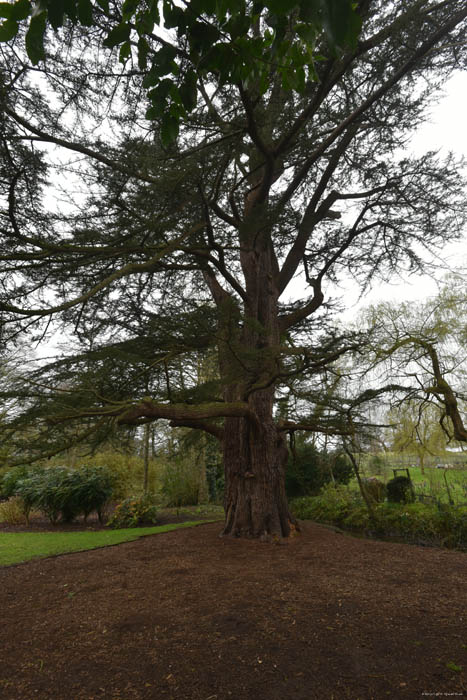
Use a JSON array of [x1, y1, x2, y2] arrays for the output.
[[286, 442, 353, 498], [107, 495, 158, 528], [161, 459, 200, 507], [1, 465, 41, 499], [292, 484, 360, 525], [12, 465, 115, 525], [367, 455, 386, 476], [62, 466, 115, 523], [291, 487, 467, 550], [387, 476, 415, 504]]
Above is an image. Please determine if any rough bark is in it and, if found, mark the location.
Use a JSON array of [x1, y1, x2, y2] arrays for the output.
[[221, 395, 298, 540], [217, 219, 299, 538]]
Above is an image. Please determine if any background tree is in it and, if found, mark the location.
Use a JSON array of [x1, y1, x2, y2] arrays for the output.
[[0, 1, 466, 538], [388, 402, 447, 474], [364, 275, 467, 449]]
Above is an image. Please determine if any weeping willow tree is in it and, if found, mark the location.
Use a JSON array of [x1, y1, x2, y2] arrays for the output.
[[0, 1, 466, 538], [363, 276, 467, 454]]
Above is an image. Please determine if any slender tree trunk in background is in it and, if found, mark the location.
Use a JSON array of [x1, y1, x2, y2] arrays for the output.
[[197, 433, 209, 504], [143, 423, 150, 494], [419, 452, 425, 475], [344, 444, 377, 526]]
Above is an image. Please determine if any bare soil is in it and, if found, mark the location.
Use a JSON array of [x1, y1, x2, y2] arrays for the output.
[[0, 520, 466, 700]]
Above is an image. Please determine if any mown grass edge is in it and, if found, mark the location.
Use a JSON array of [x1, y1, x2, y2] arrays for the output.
[[0, 519, 223, 567]]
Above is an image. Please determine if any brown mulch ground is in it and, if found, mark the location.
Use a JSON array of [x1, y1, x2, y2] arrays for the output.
[[1, 521, 466, 700]]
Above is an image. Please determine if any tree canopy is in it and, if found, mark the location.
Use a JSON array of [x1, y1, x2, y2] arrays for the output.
[[0, 0, 361, 142], [0, 0, 466, 537]]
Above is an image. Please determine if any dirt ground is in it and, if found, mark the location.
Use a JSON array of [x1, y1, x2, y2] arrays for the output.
[[0, 521, 466, 700]]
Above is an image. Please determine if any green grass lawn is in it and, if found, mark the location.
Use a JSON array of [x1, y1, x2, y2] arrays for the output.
[[0, 520, 219, 567]]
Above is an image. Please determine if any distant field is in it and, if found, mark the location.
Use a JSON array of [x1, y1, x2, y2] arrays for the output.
[[355, 462, 467, 504]]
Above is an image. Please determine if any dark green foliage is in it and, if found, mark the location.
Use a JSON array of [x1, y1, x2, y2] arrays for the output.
[[1, 465, 40, 499], [386, 476, 415, 504], [107, 494, 158, 528], [0, 0, 361, 143], [368, 455, 385, 476], [286, 442, 353, 498], [11, 465, 115, 524], [292, 487, 467, 550]]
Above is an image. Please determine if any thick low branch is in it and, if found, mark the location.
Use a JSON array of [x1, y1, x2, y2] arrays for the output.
[[169, 419, 224, 442], [49, 399, 261, 432]]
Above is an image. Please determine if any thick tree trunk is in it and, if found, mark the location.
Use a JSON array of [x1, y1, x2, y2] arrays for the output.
[[216, 194, 299, 538], [221, 388, 299, 539]]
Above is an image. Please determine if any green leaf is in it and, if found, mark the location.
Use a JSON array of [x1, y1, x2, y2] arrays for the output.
[[77, 0, 93, 26], [179, 70, 197, 112], [162, 1, 185, 30], [215, 0, 232, 22], [145, 105, 159, 120], [148, 78, 173, 105], [321, 0, 361, 51], [295, 22, 317, 44], [62, 0, 78, 22], [25, 11, 46, 63], [190, 0, 216, 14], [225, 12, 249, 39], [299, 0, 321, 24], [137, 36, 149, 70], [149, 44, 178, 78], [10, 0, 32, 21], [0, 3, 13, 19], [265, 0, 298, 13], [0, 17, 18, 41], [103, 21, 131, 49], [135, 9, 155, 35], [142, 65, 158, 88], [189, 20, 220, 47], [121, 0, 139, 20], [160, 114, 179, 146], [47, 0, 66, 29], [119, 40, 131, 61]]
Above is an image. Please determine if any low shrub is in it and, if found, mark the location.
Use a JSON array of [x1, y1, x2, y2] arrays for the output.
[[291, 487, 467, 550], [107, 495, 158, 528], [1, 465, 41, 499], [286, 442, 353, 498], [0, 496, 28, 525], [386, 476, 415, 504], [292, 484, 361, 526], [10, 465, 115, 524]]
